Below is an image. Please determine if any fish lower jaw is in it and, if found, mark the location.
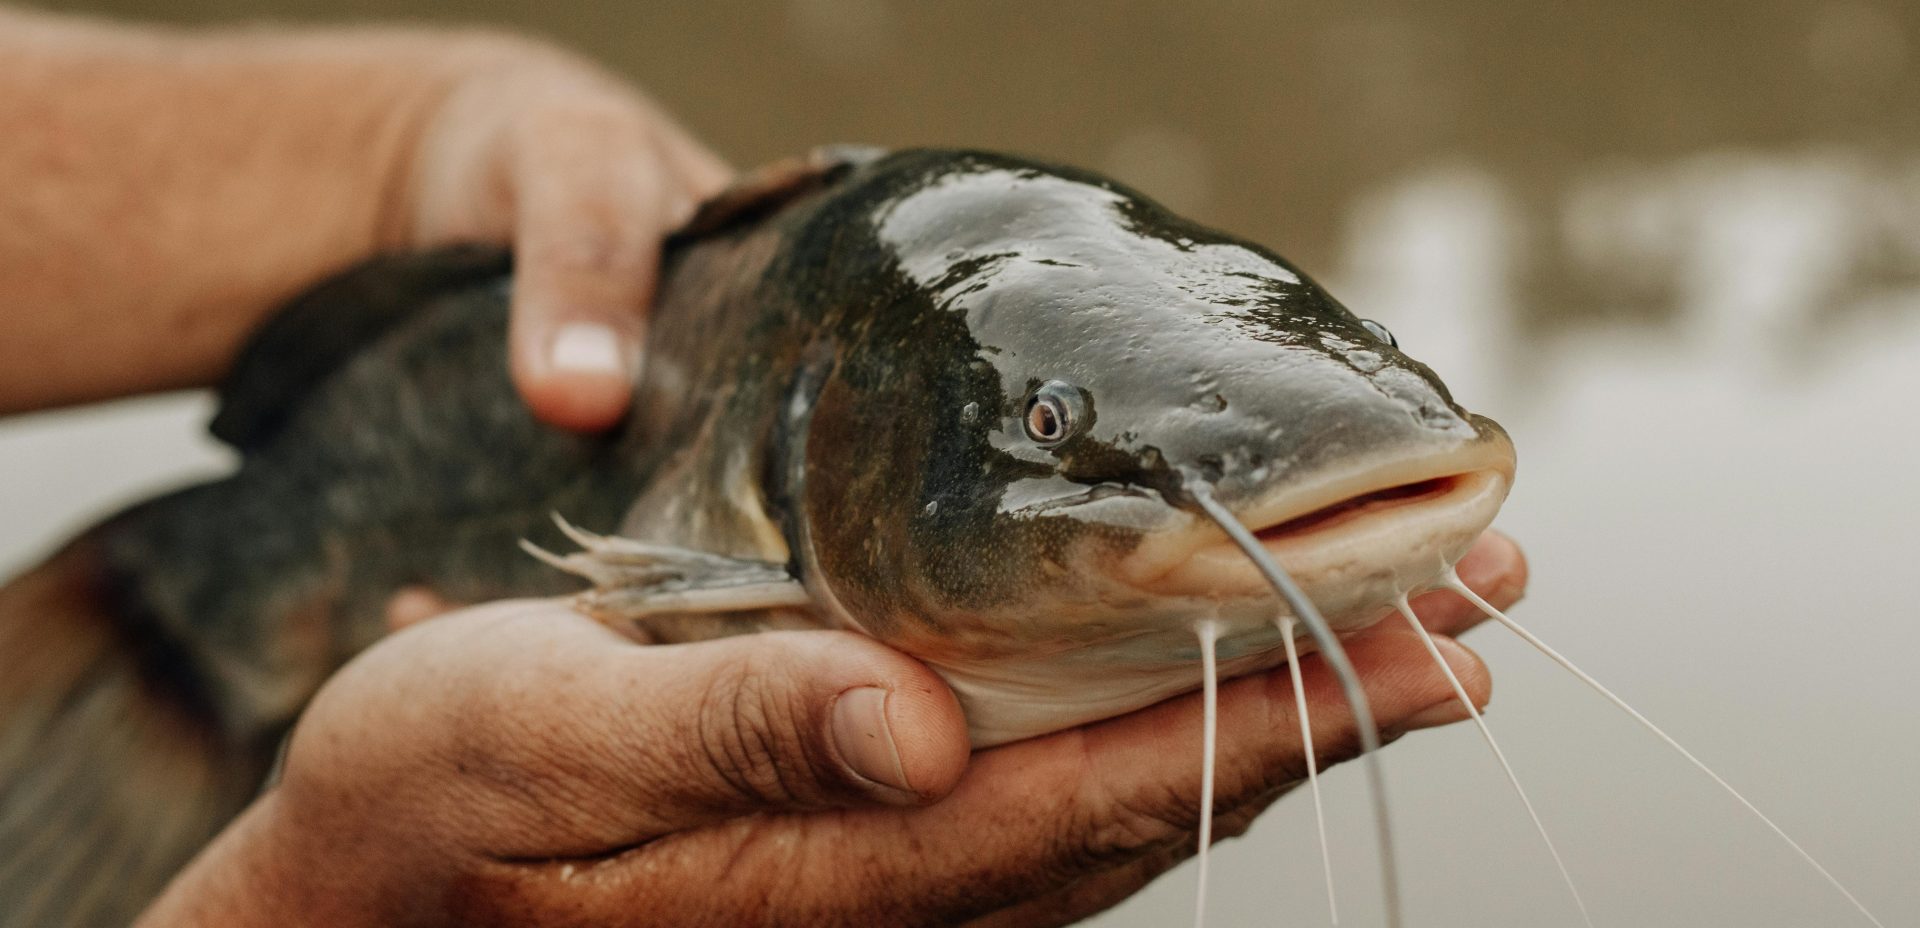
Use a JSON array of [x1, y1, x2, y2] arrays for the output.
[[932, 606, 1365, 748], [933, 565, 1469, 748]]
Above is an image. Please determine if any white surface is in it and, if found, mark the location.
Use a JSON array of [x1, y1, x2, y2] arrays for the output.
[[0, 393, 231, 574]]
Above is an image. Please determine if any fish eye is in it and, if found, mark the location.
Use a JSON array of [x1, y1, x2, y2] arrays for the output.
[[1359, 318, 1398, 348], [1024, 380, 1085, 447]]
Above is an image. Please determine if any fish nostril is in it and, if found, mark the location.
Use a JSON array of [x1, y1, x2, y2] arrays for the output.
[[1193, 393, 1229, 413], [1416, 402, 1465, 430]]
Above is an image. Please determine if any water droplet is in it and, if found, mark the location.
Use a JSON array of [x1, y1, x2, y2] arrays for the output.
[[1346, 349, 1386, 373], [961, 401, 980, 423], [924, 500, 939, 516]]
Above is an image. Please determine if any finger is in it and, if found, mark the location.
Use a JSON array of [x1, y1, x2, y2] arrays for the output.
[[652, 124, 734, 213], [743, 624, 1487, 921], [401, 608, 971, 856], [960, 846, 1188, 928], [1404, 529, 1528, 638], [958, 794, 1282, 928], [1038, 623, 1489, 865], [615, 629, 974, 823], [505, 106, 674, 432]]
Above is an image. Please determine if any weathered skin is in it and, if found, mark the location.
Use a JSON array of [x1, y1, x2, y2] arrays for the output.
[[0, 147, 1512, 925]]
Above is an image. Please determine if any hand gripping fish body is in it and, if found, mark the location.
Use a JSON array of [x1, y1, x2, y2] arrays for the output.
[[1, 148, 1517, 924]]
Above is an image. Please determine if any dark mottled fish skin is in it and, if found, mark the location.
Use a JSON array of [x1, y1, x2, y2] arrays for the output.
[[104, 266, 636, 737], [0, 148, 1499, 925]]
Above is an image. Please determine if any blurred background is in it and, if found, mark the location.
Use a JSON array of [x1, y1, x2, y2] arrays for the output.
[[4, 1, 1918, 925]]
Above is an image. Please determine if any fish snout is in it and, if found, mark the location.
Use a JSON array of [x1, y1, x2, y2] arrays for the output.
[[1153, 356, 1500, 512]]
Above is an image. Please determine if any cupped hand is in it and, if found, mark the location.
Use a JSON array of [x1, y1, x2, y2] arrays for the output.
[[405, 44, 732, 431], [140, 533, 1524, 928]]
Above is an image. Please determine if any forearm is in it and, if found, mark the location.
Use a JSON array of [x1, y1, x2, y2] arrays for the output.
[[134, 790, 427, 928], [0, 9, 516, 413], [133, 796, 299, 927]]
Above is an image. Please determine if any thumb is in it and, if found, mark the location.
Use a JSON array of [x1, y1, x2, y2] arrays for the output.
[[623, 629, 973, 825], [286, 602, 972, 861]]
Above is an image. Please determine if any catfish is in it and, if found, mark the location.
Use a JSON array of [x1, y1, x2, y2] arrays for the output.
[[0, 147, 1514, 926]]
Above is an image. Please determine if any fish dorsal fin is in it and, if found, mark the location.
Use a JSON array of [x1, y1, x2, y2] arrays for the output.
[[676, 145, 886, 240], [209, 245, 512, 451], [522, 515, 812, 621]]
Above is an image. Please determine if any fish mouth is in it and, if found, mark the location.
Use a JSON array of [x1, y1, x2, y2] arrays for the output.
[[1250, 475, 1464, 545], [1127, 445, 1514, 606]]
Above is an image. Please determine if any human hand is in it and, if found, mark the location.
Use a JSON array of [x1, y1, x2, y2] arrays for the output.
[[0, 17, 730, 418], [138, 533, 1523, 928], [403, 43, 732, 431]]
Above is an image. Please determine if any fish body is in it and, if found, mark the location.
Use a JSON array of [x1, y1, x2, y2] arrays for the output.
[[0, 147, 1512, 925]]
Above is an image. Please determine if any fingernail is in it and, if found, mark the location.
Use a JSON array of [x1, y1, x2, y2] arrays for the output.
[[547, 322, 630, 378], [1403, 699, 1475, 730], [831, 686, 911, 794]]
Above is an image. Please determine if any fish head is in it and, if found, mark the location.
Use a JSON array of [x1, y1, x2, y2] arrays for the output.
[[795, 151, 1514, 740]]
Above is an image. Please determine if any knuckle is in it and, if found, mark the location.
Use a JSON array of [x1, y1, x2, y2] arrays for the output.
[[511, 77, 647, 131], [1058, 740, 1193, 875], [443, 677, 568, 790], [693, 649, 824, 806], [518, 224, 654, 283], [1079, 786, 1194, 864], [434, 647, 610, 814], [1258, 670, 1370, 786]]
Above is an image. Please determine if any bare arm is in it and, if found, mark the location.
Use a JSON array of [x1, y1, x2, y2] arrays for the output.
[[0, 8, 728, 426]]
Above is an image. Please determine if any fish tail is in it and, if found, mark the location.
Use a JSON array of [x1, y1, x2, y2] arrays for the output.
[[0, 536, 261, 927]]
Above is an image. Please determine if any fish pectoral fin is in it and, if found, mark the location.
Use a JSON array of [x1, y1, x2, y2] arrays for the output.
[[521, 515, 812, 620], [577, 578, 814, 621]]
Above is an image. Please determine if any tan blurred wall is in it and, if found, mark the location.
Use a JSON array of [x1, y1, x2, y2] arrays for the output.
[[29, 0, 1920, 316]]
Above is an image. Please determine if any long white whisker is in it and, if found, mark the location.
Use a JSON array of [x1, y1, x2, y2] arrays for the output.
[[1189, 485, 1402, 928], [1193, 619, 1222, 928], [1393, 596, 1593, 928], [1444, 571, 1886, 928], [1279, 615, 1340, 925]]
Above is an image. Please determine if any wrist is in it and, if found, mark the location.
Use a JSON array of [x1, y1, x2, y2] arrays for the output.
[[0, 16, 558, 411], [136, 783, 449, 928], [133, 794, 308, 927]]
